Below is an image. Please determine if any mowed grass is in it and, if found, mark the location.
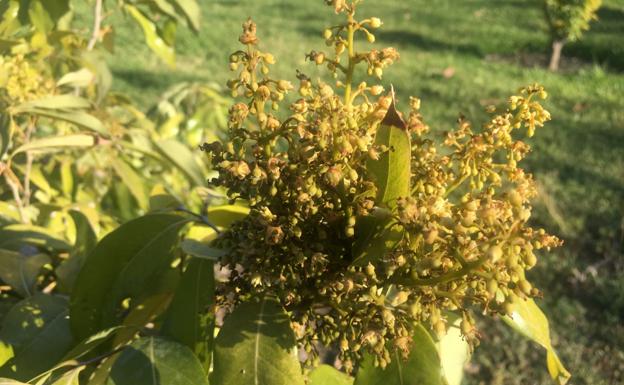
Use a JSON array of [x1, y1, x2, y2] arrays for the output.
[[76, 1, 624, 384]]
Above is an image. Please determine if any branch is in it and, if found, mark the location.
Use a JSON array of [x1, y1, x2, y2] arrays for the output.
[[87, 0, 103, 51]]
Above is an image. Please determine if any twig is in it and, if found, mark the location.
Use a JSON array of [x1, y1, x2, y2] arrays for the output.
[[87, 0, 103, 51], [4, 173, 27, 223], [22, 117, 35, 207]]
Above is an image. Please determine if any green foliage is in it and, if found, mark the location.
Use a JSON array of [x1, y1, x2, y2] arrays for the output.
[[354, 324, 445, 385], [544, 0, 602, 42], [108, 337, 209, 385]]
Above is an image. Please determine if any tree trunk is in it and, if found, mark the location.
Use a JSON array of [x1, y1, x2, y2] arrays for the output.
[[548, 39, 565, 72]]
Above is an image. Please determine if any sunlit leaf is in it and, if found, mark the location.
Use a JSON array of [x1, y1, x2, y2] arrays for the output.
[[0, 224, 70, 252], [125, 4, 175, 67], [309, 365, 353, 385], [171, 0, 201, 32], [206, 204, 250, 228], [57, 68, 95, 88], [212, 295, 305, 385], [354, 324, 445, 385], [437, 314, 470, 385], [503, 298, 571, 384], [10, 134, 95, 157], [0, 114, 11, 159], [366, 95, 411, 208], [111, 158, 149, 210]]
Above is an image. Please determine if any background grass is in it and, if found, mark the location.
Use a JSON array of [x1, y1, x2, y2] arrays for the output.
[[76, 0, 624, 384]]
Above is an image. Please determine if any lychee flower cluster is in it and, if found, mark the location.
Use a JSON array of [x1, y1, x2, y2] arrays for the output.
[[203, 0, 561, 371]]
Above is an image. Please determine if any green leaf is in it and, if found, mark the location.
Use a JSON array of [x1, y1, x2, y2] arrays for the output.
[[48, 367, 83, 385], [309, 365, 353, 385], [0, 295, 73, 381], [154, 139, 205, 186], [56, 210, 98, 293], [15, 95, 91, 111], [125, 5, 175, 67], [108, 337, 209, 385], [61, 326, 125, 362], [212, 296, 305, 385], [503, 298, 571, 385], [14, 108, 106, 134], [0, 224, 70, 252], [437, 314, 470, 385], [171, 0, 200, 32], [111, 158, 149, 210], [180, 239, 224, 261], [354, 324, 445, 385], [0, 249, 49, 297], [111, 293, 174, 348], [366, 96, 411, 209], [69, 213, 190, 341], [0, 379, 28, 385], [57, 68, 95, 88], [206, 204, 250, 228], [351, 209, 403, 266], [10, 134, 95, 157], [161, 258, 214, 372]]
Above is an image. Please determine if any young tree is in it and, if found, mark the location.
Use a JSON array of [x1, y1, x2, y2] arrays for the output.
[[543, 0, 602, 71]]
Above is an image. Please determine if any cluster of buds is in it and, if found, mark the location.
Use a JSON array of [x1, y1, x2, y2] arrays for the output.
[[0, 55, 53, 104], [204, 1, 560, 371]]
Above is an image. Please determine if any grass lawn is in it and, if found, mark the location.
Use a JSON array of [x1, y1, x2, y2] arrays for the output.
[[76, 0, 624, 383]]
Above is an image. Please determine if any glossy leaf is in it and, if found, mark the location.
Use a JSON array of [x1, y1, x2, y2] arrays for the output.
[[354, 324, 445, 385], [212, 296, 305, 385], [56, 210, 98, 293], [180, 239, 224, 260], [69, 213, 190, 340], [10, 134, 95, 157], [154, 139, 205, 186], [0, 249, 49, 297], [309, 365, 353, 385], [111, 158, 149, 210], [366, 96, 411, 208], [125, 5, 175, 67], [503, 298, 571, 384], [108, 337, 209, 385], [0, 295, 73, 381], [162, 258, 214, 372], [206, 204, 250, 228]]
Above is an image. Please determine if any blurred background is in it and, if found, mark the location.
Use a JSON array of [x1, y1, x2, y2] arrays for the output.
[[71, 1, 623, 384]]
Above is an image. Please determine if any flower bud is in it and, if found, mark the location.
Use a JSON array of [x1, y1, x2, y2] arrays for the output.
[[369, 17, 382, 28]]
